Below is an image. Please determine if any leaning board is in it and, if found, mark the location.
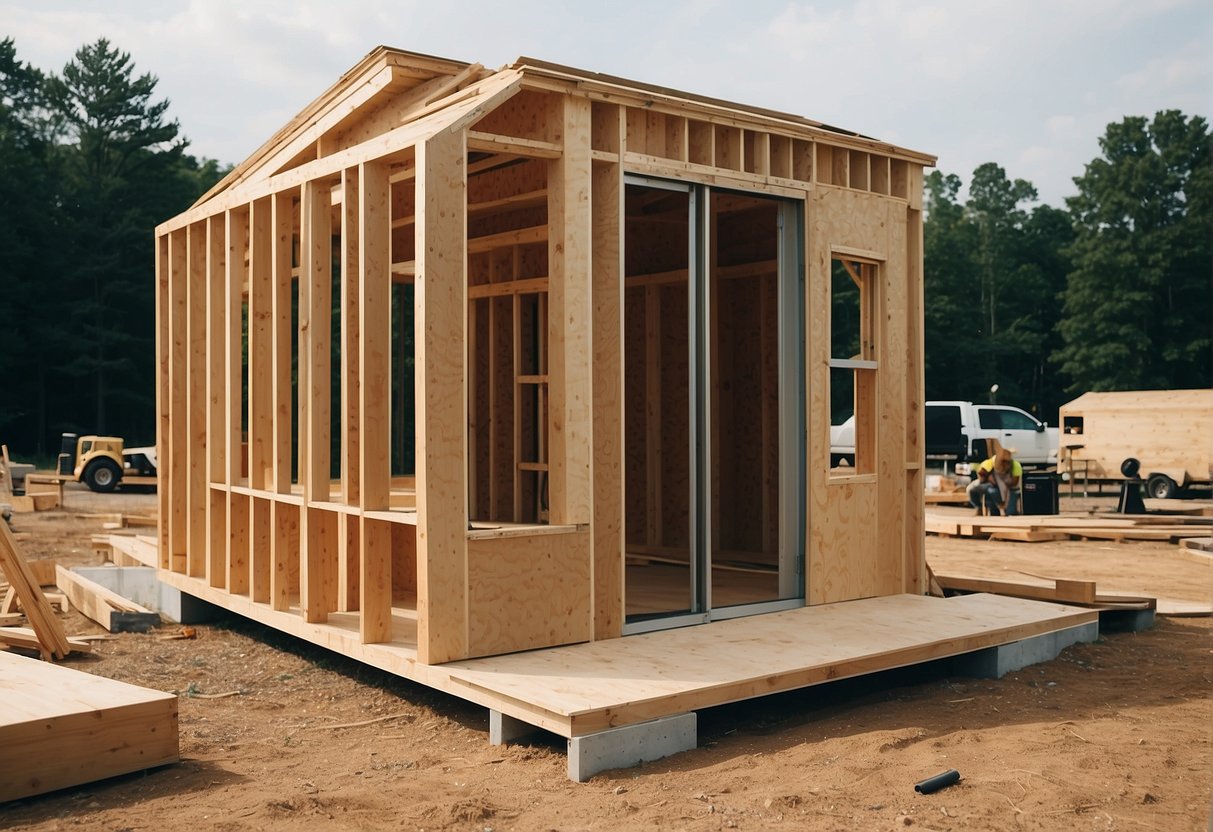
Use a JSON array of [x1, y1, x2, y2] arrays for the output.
[[0, 651, 178, 802]]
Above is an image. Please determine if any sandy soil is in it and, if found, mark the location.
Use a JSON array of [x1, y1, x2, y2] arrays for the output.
[[3, 487, 1211, 831]]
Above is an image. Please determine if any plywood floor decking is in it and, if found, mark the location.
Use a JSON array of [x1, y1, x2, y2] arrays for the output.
[[113, 537, 1095, 742]]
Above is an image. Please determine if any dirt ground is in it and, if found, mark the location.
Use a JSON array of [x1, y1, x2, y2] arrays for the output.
[[3, 485, 1211, 831]]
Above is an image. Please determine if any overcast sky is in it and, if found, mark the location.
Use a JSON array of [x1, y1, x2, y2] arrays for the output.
[[5, 0, 1210, 207]]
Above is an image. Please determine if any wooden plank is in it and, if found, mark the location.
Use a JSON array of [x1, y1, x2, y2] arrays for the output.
[[248, 197, 273, 490], [205, 214, 228, 588], [359, 517, 391, 642], [270, 501, 299, 611], [547, 95, 593, 526], [0, 627, 92, 654], [271, 189, 296, 493], [227, 491, 250, 595], [54, 565, 160, 633], [186, 221, 207, 579], [358, 160, 391, 512], [300, 179, 335, 624], [302, 507, 337, 623], [931, 571, 1155, 610], [591, 114, 624, 639], [414, 128, 469, 663], [341, 167, 361, 508], [0, 650, 177, 802], [0, 443, 12, 500], [0, 520, 69, 659], [167, 229, 188, 571]]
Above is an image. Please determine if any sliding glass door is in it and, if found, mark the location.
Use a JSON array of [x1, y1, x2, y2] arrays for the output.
[[623, 177, 804, 633]]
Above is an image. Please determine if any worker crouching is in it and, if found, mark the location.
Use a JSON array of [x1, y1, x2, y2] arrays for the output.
[[967, 448, 1022, 516]]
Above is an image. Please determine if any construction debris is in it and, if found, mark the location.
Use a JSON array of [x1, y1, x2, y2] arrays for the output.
[[930, 571, 1155, 613], [0, 519, 70, 659], [54, 564, 160, 633], [926, 507, 1212, 544]]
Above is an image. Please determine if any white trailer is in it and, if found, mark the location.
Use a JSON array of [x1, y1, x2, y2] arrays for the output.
[[1058, 389, 1213, 498]]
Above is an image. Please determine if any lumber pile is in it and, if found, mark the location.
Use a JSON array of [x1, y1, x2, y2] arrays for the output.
[[0, 649, 179, 802], [926, 508, 1213, 544], [55, 565, 160, 633], [0, 518, 73, 660], [930, 570, 1156, 613]]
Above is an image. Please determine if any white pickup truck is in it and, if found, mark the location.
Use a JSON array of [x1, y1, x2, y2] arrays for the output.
[[830, 401, 1060, 468]]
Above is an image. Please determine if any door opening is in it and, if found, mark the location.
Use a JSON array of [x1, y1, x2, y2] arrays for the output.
[[623, 178, 804, 633]]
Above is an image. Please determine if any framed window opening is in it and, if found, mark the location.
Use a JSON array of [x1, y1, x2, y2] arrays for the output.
[[829, 252, 880, 477]]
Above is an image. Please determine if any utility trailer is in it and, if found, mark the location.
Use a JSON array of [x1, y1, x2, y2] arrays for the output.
[[1058, 389, 1213, 498]]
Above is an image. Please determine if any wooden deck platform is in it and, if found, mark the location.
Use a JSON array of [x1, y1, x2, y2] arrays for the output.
[[440, 593, 1097, 737], [0, 650, 179, 802], [111, 536, 1096, 742]]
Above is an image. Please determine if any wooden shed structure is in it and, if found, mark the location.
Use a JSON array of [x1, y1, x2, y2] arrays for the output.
[[150, 47, 1095, 774]]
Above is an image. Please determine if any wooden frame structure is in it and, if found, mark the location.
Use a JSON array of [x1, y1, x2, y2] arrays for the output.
[[155, 47, 935, 667]]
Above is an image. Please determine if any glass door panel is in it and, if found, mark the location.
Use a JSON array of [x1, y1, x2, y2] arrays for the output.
[[623, 180, 696, 622], [708, 192, 802, 611]]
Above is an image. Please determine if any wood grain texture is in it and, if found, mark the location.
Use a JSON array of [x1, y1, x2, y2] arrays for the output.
[[414, 129, 469, 664], [590, 103, 625, 640], [0, 651, 178, 802], [547, 95, 593, 526], [466, 531, 592, 658], [205, 214, 227, 588]]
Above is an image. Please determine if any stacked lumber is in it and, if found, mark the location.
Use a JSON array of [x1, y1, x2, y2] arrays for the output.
[[930, 570, 1156, 613], [55, 565, 160, 633], [926, 508, 1213, 544], [0, 519, 72, 660], [0, 650, 178, 802]]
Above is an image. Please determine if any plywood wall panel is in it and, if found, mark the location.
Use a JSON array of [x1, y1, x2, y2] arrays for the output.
[[467, 532, 592, 657]]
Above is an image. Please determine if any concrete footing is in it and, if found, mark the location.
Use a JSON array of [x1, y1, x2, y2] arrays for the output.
[[1098, 608, 1155, 633], [953, 622, 1099, 679], [567, 713, 697, 782], [489, 710, 698, 782], [489, 711, 540, 746], [73, 566, 218, 624]]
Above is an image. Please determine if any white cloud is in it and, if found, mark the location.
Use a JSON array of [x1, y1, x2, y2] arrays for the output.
[[2, 0, 1208, 206]]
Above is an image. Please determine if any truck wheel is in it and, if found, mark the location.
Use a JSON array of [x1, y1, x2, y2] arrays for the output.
[[83, 459, 122, 493], [1145, 474, 1177, 500]]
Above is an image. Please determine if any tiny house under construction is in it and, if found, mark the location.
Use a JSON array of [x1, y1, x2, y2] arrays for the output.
[[150, 47, 1095, 776]]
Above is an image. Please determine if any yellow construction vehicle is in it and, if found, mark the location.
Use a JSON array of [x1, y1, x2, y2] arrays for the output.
[[57, 433, 158, 493]]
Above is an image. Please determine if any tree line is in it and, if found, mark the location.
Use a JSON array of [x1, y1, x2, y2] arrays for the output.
[[0, 37, 1209, 458], [924, 111, 1210, 421], [0, 37, 226, 458]]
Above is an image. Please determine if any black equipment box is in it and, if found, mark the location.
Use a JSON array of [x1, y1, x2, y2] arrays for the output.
[[1021, 472, 1059, 515]]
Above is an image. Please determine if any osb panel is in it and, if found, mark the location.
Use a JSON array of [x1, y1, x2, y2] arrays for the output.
[[467, 532, 592, 658], [808, 187, 914, 604], [811, 480, 879, 604]]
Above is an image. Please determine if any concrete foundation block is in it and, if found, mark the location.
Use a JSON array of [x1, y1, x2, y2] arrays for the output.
[[489, 711, 540, 745], [1098, 608, 1155, 633], [72, 566, 219, 624], [954, 621, 1099, 679], [567, 712, 697, 782]]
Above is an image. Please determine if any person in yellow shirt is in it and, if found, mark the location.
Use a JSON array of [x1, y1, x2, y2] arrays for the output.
[[966, 447, 1022, 516]]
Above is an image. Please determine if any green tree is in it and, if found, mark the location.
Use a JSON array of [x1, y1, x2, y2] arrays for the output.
[[46, 38, 187, 436], [923, 165, 1071, 419], [0, 38, 64, 453], [1055, 111, 1212, 392], [922, 170, 981, 402]]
